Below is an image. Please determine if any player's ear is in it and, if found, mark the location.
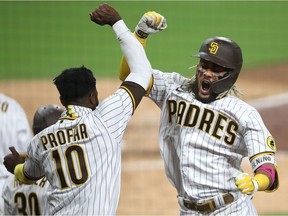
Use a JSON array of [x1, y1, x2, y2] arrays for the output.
[[89, 90, 99, 108]]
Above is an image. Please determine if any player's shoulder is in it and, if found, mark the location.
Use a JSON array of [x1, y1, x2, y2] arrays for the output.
[[220, 95, 258, 112], [153, 69, 187, 80], [96, 87, 132, 115], [0, 93, 9, 99], [0, 93, 25, 111], [0, 93, 17, 104], [152, 69, 189, 92]]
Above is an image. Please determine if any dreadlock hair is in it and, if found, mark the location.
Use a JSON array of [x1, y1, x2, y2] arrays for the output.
[[53, 66, 96, 105]]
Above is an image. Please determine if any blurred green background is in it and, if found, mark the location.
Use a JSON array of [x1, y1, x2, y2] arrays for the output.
[[0, 1, 287, 79]]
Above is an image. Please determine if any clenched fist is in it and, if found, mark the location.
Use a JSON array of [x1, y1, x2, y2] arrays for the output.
[[90, 3, 121, 26], [235, 173, 259, 194], [135, 11, 167, 38]]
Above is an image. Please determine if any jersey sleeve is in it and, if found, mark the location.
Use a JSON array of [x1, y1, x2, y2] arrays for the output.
[[2, 175, 14, 215], [23, 137, 46, 180], [244, 109, 276, 157], [0, 94, 32, 178], [148, 70, 188, 108], [15, 103, 32, 152], [96, 84, 144, 144], [240, 106, 279, 192]]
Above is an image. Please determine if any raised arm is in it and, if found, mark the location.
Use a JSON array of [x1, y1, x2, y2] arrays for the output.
[[90, 4, 152, 92], [118, 11, 167, 93], [90, 4, 159, 109]]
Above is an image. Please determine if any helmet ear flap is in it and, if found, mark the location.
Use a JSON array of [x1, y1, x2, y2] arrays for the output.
[[211, 70, 239, 94]]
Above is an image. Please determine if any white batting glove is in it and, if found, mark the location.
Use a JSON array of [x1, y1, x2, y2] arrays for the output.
[[235, 173, 259, 195], [135, 11, 167, 39]]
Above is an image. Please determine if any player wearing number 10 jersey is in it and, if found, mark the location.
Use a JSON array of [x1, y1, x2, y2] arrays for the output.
[[3, 4, 152, 215]]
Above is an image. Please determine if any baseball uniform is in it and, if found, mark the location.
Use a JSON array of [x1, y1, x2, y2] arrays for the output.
[[147, 69, 276, 215], [14, 19, 152, 215], [0, 93, 32, 214], [2, 175, 50, 215], [118, 18, 278, 213], [1, 104, 65, 215]]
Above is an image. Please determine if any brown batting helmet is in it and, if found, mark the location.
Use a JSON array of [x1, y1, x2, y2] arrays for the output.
[[194, 36, 243, 94], [32, 104, 65, 135]]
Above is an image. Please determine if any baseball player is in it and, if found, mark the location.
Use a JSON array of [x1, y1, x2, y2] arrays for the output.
[[0, 93, 32, 214], [2, 104, 64, 215], [3, 3, 152, 215], [119, 12, 279, 215]]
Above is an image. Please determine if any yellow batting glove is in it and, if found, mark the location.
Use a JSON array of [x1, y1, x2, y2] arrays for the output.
[[135, 11, 167, 39], [235, 173, 259, 194]]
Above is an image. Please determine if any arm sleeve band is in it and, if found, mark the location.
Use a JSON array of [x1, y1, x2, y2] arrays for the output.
[[121, 81, 146, 111], [119, 32, 153, 96], [113, 20, 152, 90], [14, 163, 37, 185], [119, 32, 146, 81], [134, 32, 147, 47], [250, 153, 275, 172], [264, 165, 280, 192], [257, 165, 276, 186], [250, 153, 279, 192], [119, 32, 147, 81]]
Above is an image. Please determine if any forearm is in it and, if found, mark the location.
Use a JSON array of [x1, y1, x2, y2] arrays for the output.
[[255, 164, 276, 191], [119, 32, 147, 81], [113, 20, 151, 90], [254, 173, 270, 191], [235, 163, 279, 194], [250, 153, 279, 192]]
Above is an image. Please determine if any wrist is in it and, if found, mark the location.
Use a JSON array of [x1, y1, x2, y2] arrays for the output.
[[110, 16, 121, 26], [254, 173, 270, 191], [112, 20, 129, 39], [135, 29, 149, 39], [14, 163, 37, 185], [133, 32, 147, 47], [251, 178, 259, 193]]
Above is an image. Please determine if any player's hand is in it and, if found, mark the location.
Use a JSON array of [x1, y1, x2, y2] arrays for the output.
[[3, 146, 26, 174], [90, 3, 122, 26], [135, 11, 167, 39], [235, 173, 259, 194]]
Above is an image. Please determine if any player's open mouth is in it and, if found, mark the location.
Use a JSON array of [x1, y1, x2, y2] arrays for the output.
[[200, 80, 211, 95]]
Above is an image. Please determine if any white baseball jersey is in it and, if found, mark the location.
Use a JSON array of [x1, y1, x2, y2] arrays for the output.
[[148, 70, 276, 215], [0, 93, 32, 214], [23, 89, 135, 215], [19, 19, 152, 215], [0, 93, 32, 177], [2, 175, 50, 215]]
